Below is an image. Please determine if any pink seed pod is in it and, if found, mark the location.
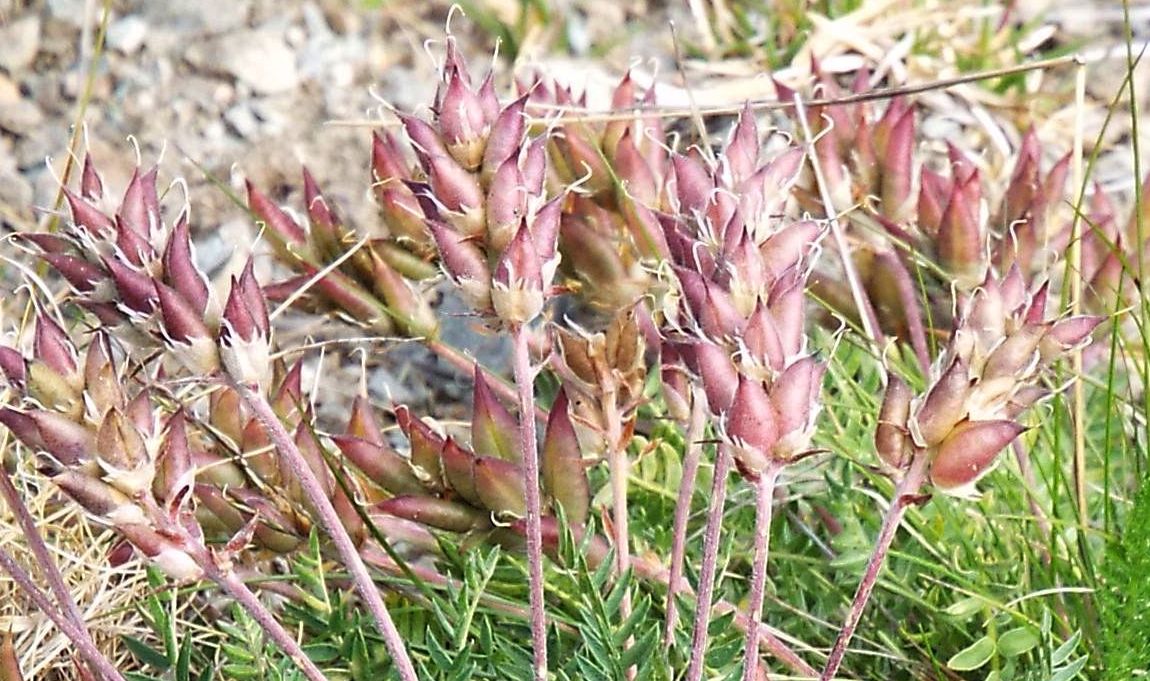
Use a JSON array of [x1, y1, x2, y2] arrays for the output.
[[672, 152, 714, 216], [218, 260, 271, 390], [660, 345, 693, 424], [981, 324, 1048, 382], [696, 279, 745, 341], [438, 66, 491, 171], [53, 471, 148, 526], [491, 223, 545, 325], [741, 299, 786, 373], [541, 389, 590, 525], [63, 188, 115, 238], [162, 214, 210, 316], [724, 104, 760, 185], [441, 436, 482, 506], [771, 356, 824, 453], [486, 156, 530, 252], [0, 347, 25, 388], [156, 283, 219, 376], [402, 113, 450, 161], [929, 419, 1027, 494], [724, 374, 780, 477], [28, 410, 95, 467], [40, 252, 105, 294], [873, 97, 915, 224], [117, 524, 203, 582], [368, 250, 439, 338], [395, 405, 447, 491], [682, 340, 739, 415], [80, 154, 105, 200], [153, 410, 195, 515], [471, 367, 519, 463], [937, 168, 985, 287], [613, 128, 659, 207], [116, 167, 160, 243], [95, 408, 154, 497], [104, 257, 159, 315], [375, 495, 487, 533], [911, 354, 971, 448], [333, 435, 426, 497], [875, 373, 913, 470], [33, 315, 79, 381], [473, 456, 527, 518], [246, 181, 310, 256], [429, 221, 492, 312], [0, 408, 46, 453], [1039, 315, 1104, 363], [423, 152, 484, 221], [482, 95, 529, 176]]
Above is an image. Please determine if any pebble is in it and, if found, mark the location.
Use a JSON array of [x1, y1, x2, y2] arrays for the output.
[[224, 102, 262, 139], [0, 15, 40, 73], [140, 0, 251, 37], [45, 0, 88, 28], [0, 97, 43, 135], [0, 166, 33, 214], [107, 15, 149, 55], [186, 29, 300, 95]]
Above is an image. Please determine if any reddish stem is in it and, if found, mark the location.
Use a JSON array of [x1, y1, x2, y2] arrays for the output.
[[200, 558, 329, 681], [237, 382, 418, 681], [819, 449, 930, 680], [512, 325, 548, 680], [664, 392, 707, 645], [685, 443, 734, 681], [743, 464, 783, 681]]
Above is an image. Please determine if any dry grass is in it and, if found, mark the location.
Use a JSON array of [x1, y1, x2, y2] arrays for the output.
[[0, 454, 150, 679]]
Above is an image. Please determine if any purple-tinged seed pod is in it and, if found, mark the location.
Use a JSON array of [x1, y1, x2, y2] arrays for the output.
[[930, 419, 1027, 493]]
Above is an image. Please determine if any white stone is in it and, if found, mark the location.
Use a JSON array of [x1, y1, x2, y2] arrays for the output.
[[0, 15, 40, 73], [107, 15, 149, 55], [187, 29, 300, 95]]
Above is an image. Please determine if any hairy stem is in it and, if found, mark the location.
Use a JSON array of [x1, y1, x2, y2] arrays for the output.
[[664, 392, 708, 646], [685, 443, 734, 681], [0, 546, 125, 681], [512, 325, 548, 680], [236, 382, 418, 681], [202, 560, 329, 681], [743, 464, 782, 681], [819, 450, 930, 680], [0, 466, 91, 641]]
